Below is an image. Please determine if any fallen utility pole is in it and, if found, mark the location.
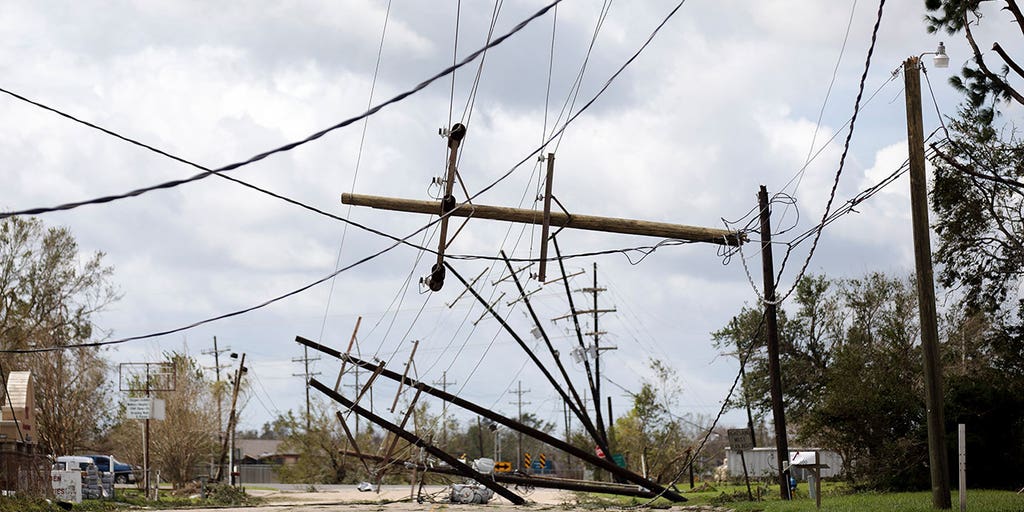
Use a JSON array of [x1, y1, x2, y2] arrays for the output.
[[310, 378, 526, 505], [295, 335, 686, 502], [339, 450, 663, 500], [341, 193, 743, 245]]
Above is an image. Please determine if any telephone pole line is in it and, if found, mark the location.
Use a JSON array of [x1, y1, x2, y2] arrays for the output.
[[580, 262, 616, 446], [509, 381, 531, 469], [293, 347, 321, 431], [433, 371, 457, 447], [202, 336, 231, 440]]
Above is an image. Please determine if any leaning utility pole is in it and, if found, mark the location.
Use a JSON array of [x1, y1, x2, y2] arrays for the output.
[[904, 55, 951, 509], [215, 353, 246, 484], [510, 381, 531, 470], [758, 186, 790, 500]]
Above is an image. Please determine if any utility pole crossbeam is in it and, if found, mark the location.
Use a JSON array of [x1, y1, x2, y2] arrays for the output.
[[904, 56, 952, 510], [341, 193, 744, 246]]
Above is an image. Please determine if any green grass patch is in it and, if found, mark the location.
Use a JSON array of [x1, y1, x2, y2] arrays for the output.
[[710, 489, 1023, 512]]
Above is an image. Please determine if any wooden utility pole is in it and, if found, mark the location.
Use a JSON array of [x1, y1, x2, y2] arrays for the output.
[[341, 193, 743, 245], [215, 353, 246, 484], [758, 186, 790, 500], [904, 56, 952, 510]]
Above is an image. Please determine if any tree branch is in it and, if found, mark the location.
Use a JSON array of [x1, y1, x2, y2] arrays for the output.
[[1004, 0, 1024, 36], [964, 13, 1024, 105], [993, 42, 1024, 80], [931, 143, 1024, 191]]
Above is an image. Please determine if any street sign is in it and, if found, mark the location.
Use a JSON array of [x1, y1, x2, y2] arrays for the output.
[[125, 397, 153, 419], [494, 461, 512, 473], [523, 452, 532, 468], [727, 428, 754, 451], [612, 453, 627, 468]]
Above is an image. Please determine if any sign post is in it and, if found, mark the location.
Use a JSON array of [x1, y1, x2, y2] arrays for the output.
[[728, 428, 754, 500]]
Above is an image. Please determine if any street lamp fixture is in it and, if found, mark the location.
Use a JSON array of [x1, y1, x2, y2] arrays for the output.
[[921, 41, 949, 69]]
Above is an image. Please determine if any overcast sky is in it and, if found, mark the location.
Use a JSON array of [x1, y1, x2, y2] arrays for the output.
[[2, 1, 1019, 442]]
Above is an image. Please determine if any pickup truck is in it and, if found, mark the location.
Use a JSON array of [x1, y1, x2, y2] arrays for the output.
[[85, 455, 137, 484]]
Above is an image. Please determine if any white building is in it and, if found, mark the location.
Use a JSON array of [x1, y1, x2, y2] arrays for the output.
[[725, 447, 843, 480]]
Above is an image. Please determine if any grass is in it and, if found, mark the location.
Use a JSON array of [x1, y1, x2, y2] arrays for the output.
[[593, 482, 1024, 512]]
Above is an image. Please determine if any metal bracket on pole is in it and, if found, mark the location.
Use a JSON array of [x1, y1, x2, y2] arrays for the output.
[[390, 340, 420, 413], [425, 123, 468, 292]]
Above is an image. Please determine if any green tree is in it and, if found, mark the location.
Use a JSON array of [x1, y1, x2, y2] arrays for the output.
[[107, 353, 220, 488], [275, 398, 376, 484], [924, 1, 1024, 311], [0, 217, 119, 455], [612, 360, 696, 483], [713, 273, 928, 490]]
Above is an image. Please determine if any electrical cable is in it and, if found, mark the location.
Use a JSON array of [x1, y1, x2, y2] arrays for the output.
[[3, 0, 697, 355], [312, 0, 394, 383], [733, 0, 888, 307], [0, 0, 563, 220]]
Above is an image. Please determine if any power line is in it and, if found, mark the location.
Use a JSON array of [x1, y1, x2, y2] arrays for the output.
[[0, 0, 563, 220], [0, 0, 694, 355]]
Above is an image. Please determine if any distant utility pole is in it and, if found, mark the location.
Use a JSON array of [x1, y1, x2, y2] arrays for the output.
[[202, 336, 231, 438], [433, 371, 457, 447], [580, 262, 617, 447], [215, 353, 246, 484], [509, 381, 531, 470], [293, 347, 321, 431], [758, 186, 790, 500]]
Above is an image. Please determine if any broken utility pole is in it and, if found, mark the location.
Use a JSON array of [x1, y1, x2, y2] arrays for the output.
[[295, 335, 687, 502]]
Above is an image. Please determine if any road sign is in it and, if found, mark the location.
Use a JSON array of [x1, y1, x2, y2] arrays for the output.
[[612, 453, 626, 468], [523, 452, 532, 468], [727, 428, 754, 451], [125, 397, 153, 419], [595, 445, 605, 458], [538, 453, 547, 468], [494, 461, 512, 473]]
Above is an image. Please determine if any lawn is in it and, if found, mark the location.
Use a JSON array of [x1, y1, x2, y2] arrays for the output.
[[670, 484, 1024, 512]]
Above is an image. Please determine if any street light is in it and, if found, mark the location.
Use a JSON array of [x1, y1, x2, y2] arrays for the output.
[[903, 46, 952, 510]]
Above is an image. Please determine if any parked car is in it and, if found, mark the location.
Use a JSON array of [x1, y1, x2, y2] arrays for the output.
[[84, 454, 137, 484]]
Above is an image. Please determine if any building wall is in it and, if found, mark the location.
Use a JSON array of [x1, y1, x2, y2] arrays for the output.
[[725, 447, 843, 480]]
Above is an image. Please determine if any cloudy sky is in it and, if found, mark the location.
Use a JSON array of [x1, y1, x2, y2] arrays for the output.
[[2, 1, 1018, 442]]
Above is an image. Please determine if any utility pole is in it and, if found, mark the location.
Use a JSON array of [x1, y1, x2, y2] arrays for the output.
[[581, 262, 616, 447], [433, 371, 457, 447], [904, 55, 952, 510], [202, 337, 231, 443], [293, 347, 321, 431], [215, 353, 246, 484], [510, 381, 531, 470], [758, 186, 790, 500]]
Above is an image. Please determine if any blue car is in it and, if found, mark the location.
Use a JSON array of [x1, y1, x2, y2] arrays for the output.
[[85, 455, 137, 484]]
